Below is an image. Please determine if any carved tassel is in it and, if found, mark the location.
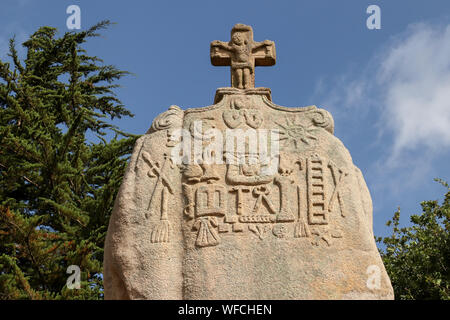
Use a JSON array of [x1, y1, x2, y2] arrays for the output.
[[193, 217, 219, 247], [150, 220, 170, 243], [150, 187, 170, 243], [294, 185, 311, 238], [294, 219, 311, 238]]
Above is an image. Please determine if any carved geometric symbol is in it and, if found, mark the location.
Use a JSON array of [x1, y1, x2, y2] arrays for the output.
[[275, 116, 317, 150], [223, 108, 242, 129], [328, 161, 348, 217], [251, 185, 277, 215], [307, 155, 328, 225], [272, 224, 288, 239], [222, 97, 264, 129], [230, 186, 250, 216], [195, 184, 226, 217], [243, 109, 263, 129], [249, 224, 270, 240], [311, 230, 331, 247], [218, 223, 231, 233], [232, 223, 244, 232], [240, 215, 274, 223]]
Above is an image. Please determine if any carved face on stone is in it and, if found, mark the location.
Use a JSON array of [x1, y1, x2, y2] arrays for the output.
[[232, 33, 245, 46]]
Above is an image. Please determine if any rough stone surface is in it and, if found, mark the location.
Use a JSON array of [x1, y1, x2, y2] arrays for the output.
[[103, 24, 394, 300]]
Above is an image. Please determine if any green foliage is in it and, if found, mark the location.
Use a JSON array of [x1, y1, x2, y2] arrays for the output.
[[377, 179, 450, 300], [0, 21, 139, 299]]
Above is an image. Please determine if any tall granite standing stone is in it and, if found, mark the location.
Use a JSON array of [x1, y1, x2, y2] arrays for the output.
[[103, 24, 394, 299]]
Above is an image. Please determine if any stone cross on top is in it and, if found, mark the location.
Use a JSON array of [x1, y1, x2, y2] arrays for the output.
[[210, 24, 276, 89]]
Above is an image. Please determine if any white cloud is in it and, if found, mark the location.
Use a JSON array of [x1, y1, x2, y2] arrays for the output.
[[377, 23, 450, 162], [313, 22, 450, 170], [316, 75, 368, 111]]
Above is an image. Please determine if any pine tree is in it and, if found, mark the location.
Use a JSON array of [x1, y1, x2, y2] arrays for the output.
[[0, 21, 139, 299]]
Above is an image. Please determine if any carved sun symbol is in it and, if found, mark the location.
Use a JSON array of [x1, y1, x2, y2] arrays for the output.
[[275, 117, 317, 150]]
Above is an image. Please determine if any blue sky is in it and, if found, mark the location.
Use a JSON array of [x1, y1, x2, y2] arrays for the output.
[[1, 0, 449, 240]]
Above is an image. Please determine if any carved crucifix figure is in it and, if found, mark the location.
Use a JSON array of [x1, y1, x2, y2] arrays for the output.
[[211, 24, 276, 89]]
